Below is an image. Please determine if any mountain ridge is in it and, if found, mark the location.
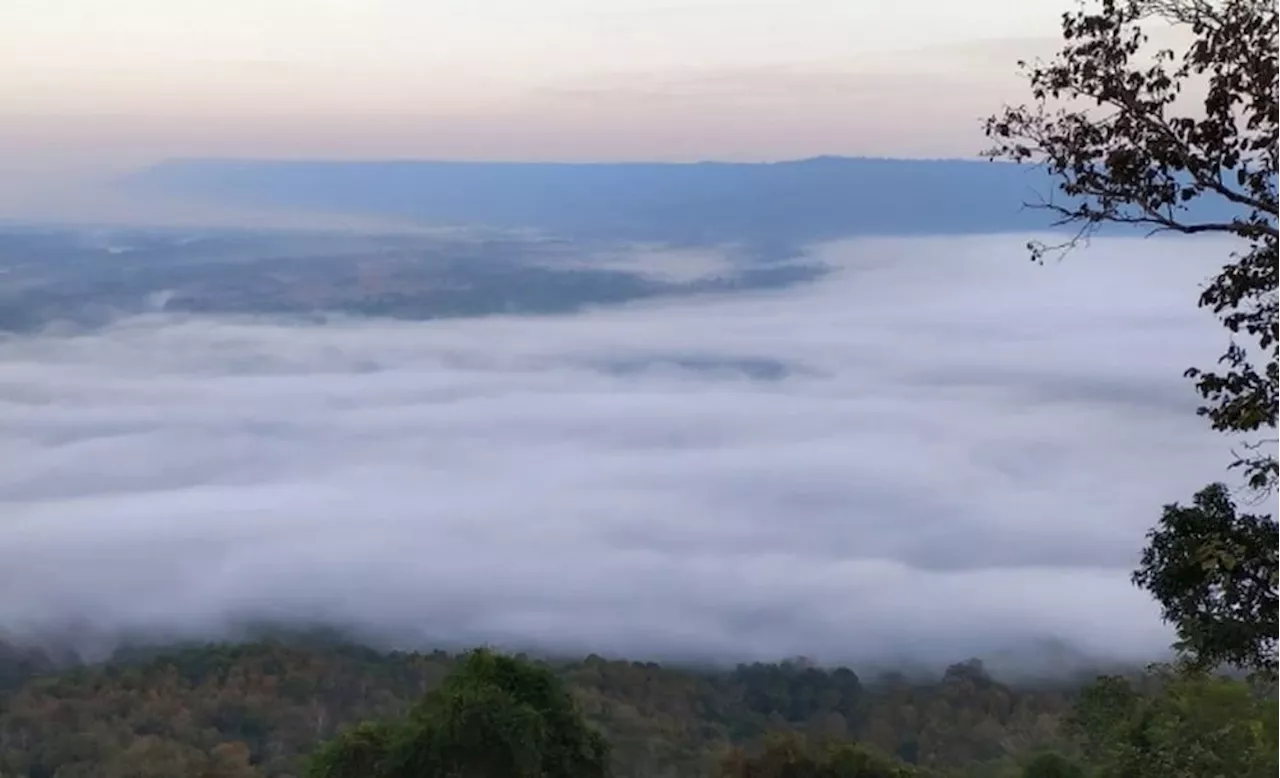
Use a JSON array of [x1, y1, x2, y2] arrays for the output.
[[121, 156, 1060, 251], [124, 155, 1240, 250]]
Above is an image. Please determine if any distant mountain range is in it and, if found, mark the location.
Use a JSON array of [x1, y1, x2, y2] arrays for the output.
[[124, 156, 1241, 249]]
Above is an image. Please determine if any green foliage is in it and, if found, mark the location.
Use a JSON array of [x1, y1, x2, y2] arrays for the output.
[[309, 723, 395, 778], [309, 648, 610, 778], [1132, 483, 1278, 675], [1019, 752, 1084, 778], [718, 733, 918, 778], [1069, 666, 1278, 778]]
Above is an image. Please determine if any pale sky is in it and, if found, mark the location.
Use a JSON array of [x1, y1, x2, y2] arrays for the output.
[[5, 0, 1066, 77], [0, 0, 1071, 219]]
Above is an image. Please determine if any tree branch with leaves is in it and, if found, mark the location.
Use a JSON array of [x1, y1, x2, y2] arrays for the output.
[[985, 0, 1278, 682], [984, 0, 1278, 492]]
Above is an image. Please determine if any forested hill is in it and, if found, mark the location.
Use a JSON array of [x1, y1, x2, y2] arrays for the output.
[[0, 636, 1115, 778], [127, 156, 1242, 247]]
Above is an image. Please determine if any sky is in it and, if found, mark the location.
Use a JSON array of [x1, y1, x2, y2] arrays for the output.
[[0, 0, 1077, 219], [0, 234, 1238, 668]]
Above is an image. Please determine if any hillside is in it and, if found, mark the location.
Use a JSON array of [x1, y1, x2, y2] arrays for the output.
[[123, 156, 1241, 249], [0, 636, 1105, 778]]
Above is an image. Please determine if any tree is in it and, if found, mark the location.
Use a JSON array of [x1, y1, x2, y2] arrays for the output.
[[984, 0, 1278, 492], [1068, 667, 1278, 778], [717, 733, 919, 778], [1021, 751, 1086, 778], [308, 648, 611, 778], [1132, 482, 1277, 675], [984, 0, 1279, 684]]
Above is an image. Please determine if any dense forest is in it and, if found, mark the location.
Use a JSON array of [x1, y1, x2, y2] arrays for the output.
[[2, 634, 1272, 778], [0, 633, 1115, 778]]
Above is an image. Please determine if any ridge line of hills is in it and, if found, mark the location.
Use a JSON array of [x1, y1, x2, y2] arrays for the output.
[[125, 156, 1242, 248]]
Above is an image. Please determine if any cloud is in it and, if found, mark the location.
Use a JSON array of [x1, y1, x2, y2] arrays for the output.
[[0, 234, 1240, 669]]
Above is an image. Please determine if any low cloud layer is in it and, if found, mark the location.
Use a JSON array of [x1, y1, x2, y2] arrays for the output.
[[0, 234, 1239, 668]]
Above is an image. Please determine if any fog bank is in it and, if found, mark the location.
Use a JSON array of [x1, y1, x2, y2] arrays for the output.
[[0, 235, 1237, 668]]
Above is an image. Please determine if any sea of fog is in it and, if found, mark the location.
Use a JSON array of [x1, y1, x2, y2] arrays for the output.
[[0, 233, 1240, 669]]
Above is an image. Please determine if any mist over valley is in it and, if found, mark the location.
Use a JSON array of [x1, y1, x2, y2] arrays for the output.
[[0, 219, 1235, 675]]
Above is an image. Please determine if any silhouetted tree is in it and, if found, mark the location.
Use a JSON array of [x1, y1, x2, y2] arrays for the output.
[[984, 0, 1278, 491], [984, 0, 1279, 691]]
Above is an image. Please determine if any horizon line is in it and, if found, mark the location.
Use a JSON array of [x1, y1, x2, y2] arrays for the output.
[[144, 154, 1003, 168]]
